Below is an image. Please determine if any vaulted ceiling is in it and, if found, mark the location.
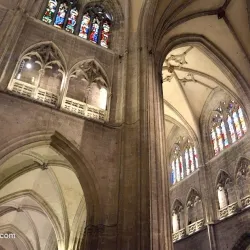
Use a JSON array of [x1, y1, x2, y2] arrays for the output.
[[0, 145, 86, 250], [162, 45, 238, 145]]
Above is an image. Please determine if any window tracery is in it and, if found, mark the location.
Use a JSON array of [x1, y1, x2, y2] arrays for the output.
[[170, 137, 199, 185], [42, 1, 112, 48], [211, 100, 247, 156], [8, 44, 65, 106], [172, 200, 184, 234]]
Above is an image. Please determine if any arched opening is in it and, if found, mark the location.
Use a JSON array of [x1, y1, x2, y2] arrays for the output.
[[232, 233, 250, 250], [0, 136, 97, 250]]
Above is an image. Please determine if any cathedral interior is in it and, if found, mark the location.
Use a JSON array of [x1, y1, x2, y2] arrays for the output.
[[0, 0, 250, 249]]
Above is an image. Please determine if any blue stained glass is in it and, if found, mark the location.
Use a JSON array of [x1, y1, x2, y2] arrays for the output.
[[65, 7, 78, 33], [221, 121, 229, 147], [79, 12, 91, 39], [54, 3, 68, 29], [238, 107, 247, 133], [89, 17, 100, 44], [233, 111, 242, 139], [171, 161, 176, 184], [211, 128, 219, 155], [227, 115, 236, 143], [42, 0, 58, 24]]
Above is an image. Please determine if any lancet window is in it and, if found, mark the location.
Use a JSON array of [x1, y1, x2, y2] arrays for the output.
[[211, 100, 247, 156], [170, 138, 199, 185], [42, 1, 112, 48]]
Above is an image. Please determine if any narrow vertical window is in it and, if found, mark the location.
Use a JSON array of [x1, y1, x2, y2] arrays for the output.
[[189, 147, 195, 172], [211, 128, 219, 155], [79, 13, 91, 39], [65, 7, 78, 33], [193, 147, 198, 168], [221, 121, 229, 147], [216, 126, 224, 151], [185, 149, 190, 176], [180, 156, 184, 180], [227, 115, 236, 143], [89, 17, 100, 44], [238, 107, 247, 134], [100, 21, 111, 48], [42, 0, 58, 24], [171, 161, 176, 184], [54, 2, 68, 29], [176, 158, 180, 182], [233, 111, 242, 139]]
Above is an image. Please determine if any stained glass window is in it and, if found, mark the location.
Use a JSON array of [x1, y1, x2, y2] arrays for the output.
[[42, 2, 113, 48], [211, 128, 219, 155], [170, 139, 199, 185], [238, 107, 247, 133], [171, 161, 176, 184], [210, 100, 247, 156], [65, 7, 78, 33], [100, 21, 111, 48], [42, 0, 58, 24], [79, 13, 91, 39], [89, 18, 100, 44], [54, 2, 68, 29], [185, 149, 190, 176]]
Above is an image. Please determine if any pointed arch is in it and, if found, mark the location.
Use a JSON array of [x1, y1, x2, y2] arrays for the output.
[[186, 188, 201, 206], [235, 157, 250, 179], [215, 169, 232, 188], [172, 199, 183, 212], [0, 130, 103, 225], [232, 233, 250, 250]]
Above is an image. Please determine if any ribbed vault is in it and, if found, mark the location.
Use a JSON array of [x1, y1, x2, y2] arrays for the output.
[[0, 145, 87, 250]]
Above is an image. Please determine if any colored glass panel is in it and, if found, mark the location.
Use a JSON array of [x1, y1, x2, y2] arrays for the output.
[[176, 158, 180, 182], [79, 13, 91, 39], [216, 126, 224, 151], [238, 107, 247, 133], [221, 121, 229, 147], [54, 3, 68, 29], [189, 147, 195, 172], [227, 115, 236, 143], [171, 161, 176, 184], [193, 147, 198, 168], [211, 128, 219, 155], [180, 156, 184, 180], [89, 17, 100, 44], [233, 111, 242, 139], [100, 21, 110, 48], [42, 0, 58, 24], [65, 7, 78, 33], [185, 149, 190, 176]]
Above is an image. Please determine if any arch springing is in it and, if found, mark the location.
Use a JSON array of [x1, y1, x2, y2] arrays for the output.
[[210, 100, 247, 156], [170, 137, 199, 185], [42, 1, 112, 48]]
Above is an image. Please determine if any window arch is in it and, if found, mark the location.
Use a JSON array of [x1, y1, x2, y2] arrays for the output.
[[42, 1, 112, 48], [170, 137, 199, 185], [210, 100, 247, 156], [62, 60, 109, 120], [8, 43, 65, 106]]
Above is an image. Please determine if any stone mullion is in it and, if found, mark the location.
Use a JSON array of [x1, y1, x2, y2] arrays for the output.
[[229, 111, 238, 141], [213, 126, 221, 154], [235, 107, 244, 136]]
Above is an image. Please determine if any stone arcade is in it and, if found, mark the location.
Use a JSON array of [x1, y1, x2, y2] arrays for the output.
[[0, 0, 250, 249]]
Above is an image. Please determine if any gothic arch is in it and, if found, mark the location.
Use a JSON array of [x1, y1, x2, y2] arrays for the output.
[[235, 157, 250, 178], [172, 199, 183, 212], [186, 188, 201, 206], [232, 233, 250, 250], [215, 169, 232, 188], [0, 130, 103, 225]]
